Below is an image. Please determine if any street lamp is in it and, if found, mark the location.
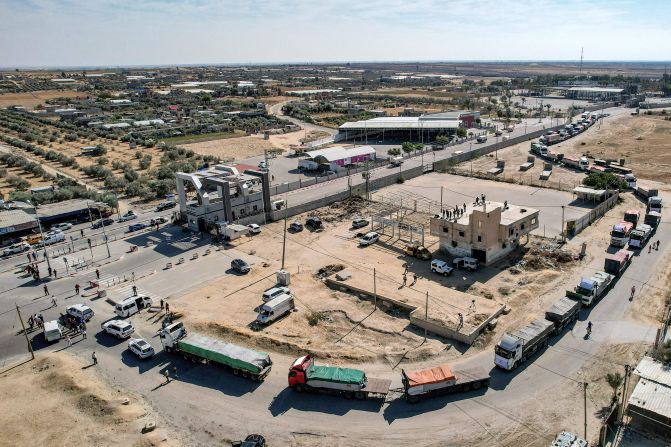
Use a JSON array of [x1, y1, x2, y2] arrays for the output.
[[33, 205, 51, 274]]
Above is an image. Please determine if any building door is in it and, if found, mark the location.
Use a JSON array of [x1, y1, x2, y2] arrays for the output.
[[471, 248, 487, 264]]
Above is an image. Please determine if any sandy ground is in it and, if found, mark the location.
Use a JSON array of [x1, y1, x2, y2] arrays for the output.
[[556, 114, 671, 183], [0, 165, 53, 197], [0, 90, 86, 110], [0, 353, 179, 447], [180, 135, 277, 161], [171, 197, 587, 364]]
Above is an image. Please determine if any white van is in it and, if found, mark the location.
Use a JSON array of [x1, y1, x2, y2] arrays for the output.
[[43, 320, 63, 342], [256, 295, 295, 325], [66, 304, 95, 321], [115, 296, 153, 318], [390, 156, 404, 166]]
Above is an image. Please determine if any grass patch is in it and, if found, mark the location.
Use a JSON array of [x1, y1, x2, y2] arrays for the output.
[[307, 311, 328, 326], [161, 131, 241, 145]]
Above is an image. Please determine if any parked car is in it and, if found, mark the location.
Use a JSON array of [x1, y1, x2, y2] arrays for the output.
[[476, 135, 488, 143], [118, 211, 137, 222], [232, 434, 266, 447], [404, 244, 431, 260], [431, 259, 454, 276], [66, 304, 94, 321], [3, 242, 30, 256], [128, 223, 148, 232], [248, 223, 261, 234], [359, 231, 380, 246], [92, 218, 114, 229], [306, 216, 323, 230], [351, 217, 369, 229], [452, 257, 479, 271], [51, 222, 73, 231], [155, 201, 176, 211], [262, 286, 291, 302], [289, 221, 303, 232], [150, 217, 168, 225], [35, 230, 65, 247], [494, 130, 503, 136], [128, 338, 155, 359], [231, 258, 251, 274], [102, 320, 135, 339]]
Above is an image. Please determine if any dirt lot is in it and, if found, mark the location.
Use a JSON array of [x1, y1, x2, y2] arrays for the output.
[[0, 353, 178, 447], [556, 114, 671, 183], [0, 165, 53, 197], [171, 197, 587, 364], [180, 135, 277, 161], [0, 90, 86, 110]]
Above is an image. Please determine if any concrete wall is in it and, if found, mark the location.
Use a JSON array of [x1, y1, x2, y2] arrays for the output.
[[566, 192, 619, 237], [409, 304, 505, 345], [269, 190, 351, 221]]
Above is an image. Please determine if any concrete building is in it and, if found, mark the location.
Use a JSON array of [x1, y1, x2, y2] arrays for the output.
[[429, 201, 539, 265], [421, 110, 480, 128], [0, 209, 38, 242], [338, 115, 462, 143], [298, 146, 376, 172], [564, 87, 624, 100], [175, 164, 270, 232], [627, 356, 671, 440]]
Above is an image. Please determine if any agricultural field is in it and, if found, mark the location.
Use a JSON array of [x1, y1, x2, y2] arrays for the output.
[[0, 90, 86, 110]]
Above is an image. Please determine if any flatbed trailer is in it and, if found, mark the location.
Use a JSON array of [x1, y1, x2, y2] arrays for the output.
[[545, 296, 581, 334], [495, 319, 554, 371], [401, 364, 489, 403]]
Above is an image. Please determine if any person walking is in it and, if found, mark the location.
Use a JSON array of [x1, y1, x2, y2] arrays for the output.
[[132, 285, 137, 296], [91, 351, 97, 365], [649, 245, 652, 254], [656, 240, 661, 250], [95, 269, 100, 280], [65, 334, 71, 347], [51, 297, 57, 308], [53, 269, 57, 278], [402, 273, 407, 286], [82, 328, 87, 339], [630, 285, 636, 300], [165, 302, 170, 314], [163, 369, 171, 384], [26, 253, 31, 263], [160, 299, 164, 310], [411, 273, 418, 286], [32, 252, 37, 262], [48, 266, 52, 277], [43, 284, 49, 296], [28, 315, 34, 330], [75, 284, 80, 295], [80, 229, 84, 237], [172, 366, 178, 380]]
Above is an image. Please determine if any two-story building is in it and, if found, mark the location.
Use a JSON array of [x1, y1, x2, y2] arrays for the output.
[[175, 164, 271, 232], [429, 201, 539, 265]]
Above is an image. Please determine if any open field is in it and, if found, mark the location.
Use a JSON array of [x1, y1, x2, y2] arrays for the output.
[[160, 130, 243, 145], [180, 134, 278, 161], [0, 353, 178, 447], [0, 90, 85, 110]]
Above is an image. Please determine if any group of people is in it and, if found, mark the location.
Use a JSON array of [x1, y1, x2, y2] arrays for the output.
[[440, 203, 467, 220], [648, 240, 661, 253], [401, 264, 418, 287], [27, 313, 44, 331]]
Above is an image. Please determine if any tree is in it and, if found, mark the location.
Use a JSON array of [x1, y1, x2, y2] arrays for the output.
[[435, 135, 450, 146], [401, 142, 415, 154], [583, 172, 627, 191], [456, 127, 467, 138], [606, 372, 623, 403], [387, 147, 401, 156]]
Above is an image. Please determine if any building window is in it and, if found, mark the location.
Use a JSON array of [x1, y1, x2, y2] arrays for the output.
[[478, 220, 482, 229], [531, 217, 537, 225], [477, 235, 482, 242], [451, 241, 458, 248], [521, 223, 525, 230], [502, 243, 507, 249], [509, 228, 514, 236], [458, 231, 465, 237], [253, 205, 258, 212], [443, 227, 449, 233]]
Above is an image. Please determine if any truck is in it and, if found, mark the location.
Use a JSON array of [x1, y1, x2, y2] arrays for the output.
[[629, 224, 653, 249], [544, 296, 581, 334], [288, 354, 391, 399], [400, 364, 489, 403], [644, 211, 661, 229], [494, 319, 554, 371], [563, 157, 589, 171], [624, 173, 637, 189], [604, 249, 633, 277], [623, 209, 640, 225], [404, 243, 432, 260], [390, 156, 403, 166], [647, 196, 663, 214], [540, 133, 561, 145], [610, 221, 634, 247], [159, 322, 272, 381], [530, 142, 548, 157], [566, 271, 614, 307], [255, 294, 294, 326]]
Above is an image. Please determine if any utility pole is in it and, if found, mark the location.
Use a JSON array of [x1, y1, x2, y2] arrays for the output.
[[424, 291, 429, 342], [373, 268, 377, 310], [16, 304, 35, 360], [281, 204, 288, 270], [34, 208, 51, 273], [561, 205, 566, 242], [94, 206, 111, 258], [583, 382, 588, 440], [620, 364, 630, 421]]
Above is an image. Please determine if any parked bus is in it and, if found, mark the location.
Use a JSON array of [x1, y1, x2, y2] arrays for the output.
[[610, 222, 635, 247]]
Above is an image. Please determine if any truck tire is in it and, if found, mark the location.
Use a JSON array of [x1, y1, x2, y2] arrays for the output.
[[354, 391, 366, 400], [343, 391, 354, 399], [294, 384, 305, 393], [472, 381, 482, 390], [407, 394, 419, 404], [232, 368, 240, 376]]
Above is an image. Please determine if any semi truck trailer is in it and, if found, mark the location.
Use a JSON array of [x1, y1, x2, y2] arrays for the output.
[[604, 250, 633, 277], [159, 322, 272, 381], [401, 363, 489, 403], [566, 271, 614, 307], [288, 354, 390, 399], [563, 157, 589, 171], [629, 224, 652, 249], [494, 319, 554, 371], [644, 211, 661, 229], [545, 296, 581, 334]]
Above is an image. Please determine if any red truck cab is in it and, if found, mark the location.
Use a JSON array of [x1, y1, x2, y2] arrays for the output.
[[288, 355, 312, 387]]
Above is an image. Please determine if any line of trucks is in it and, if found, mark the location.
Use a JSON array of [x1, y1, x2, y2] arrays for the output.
[[159, 322, 490, 402], [610, 202, 662, 249]]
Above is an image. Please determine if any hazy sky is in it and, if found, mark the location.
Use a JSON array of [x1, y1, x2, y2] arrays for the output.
[[2, 0, 670, 68]]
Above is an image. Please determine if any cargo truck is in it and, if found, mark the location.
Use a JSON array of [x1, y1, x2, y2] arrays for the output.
[[160, 322, 272, 381], [604, 250, 632, 277], [545, 296, 581, 334], [530, 142, 548, 157], [647, 196, 663, 214], [610, 222, 634, 247], [288, 354, 390, 399], [540, 133, 561, 145], [494, 319, 554, 371], [629, 224, 652, 249], [624, 209, 640, 225], [563, 157, 589, 171], [644, 211, 661, 229], [624, 173, 637, 189], [400, 363, 489, 403], [565, 271, 614, 307]]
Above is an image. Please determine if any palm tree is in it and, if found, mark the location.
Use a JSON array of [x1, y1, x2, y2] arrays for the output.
[[545, 104, 552, 117], [606, 372, 623, 404]]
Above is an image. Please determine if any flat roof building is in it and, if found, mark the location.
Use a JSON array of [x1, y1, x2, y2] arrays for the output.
[[627, 356, 671, 440], [299, 145, 376, 172], [338, 115, 462, 143], [429, 200, 539, 265], [0, 209, 38, 241], [176, 164, 271, 232]]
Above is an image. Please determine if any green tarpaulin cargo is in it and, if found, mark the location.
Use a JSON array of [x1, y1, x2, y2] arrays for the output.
[[306, 365, 366, 386], [177, 333, 271, 374]]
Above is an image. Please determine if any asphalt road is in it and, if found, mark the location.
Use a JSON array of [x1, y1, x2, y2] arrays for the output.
[[0, 186, 667, 446]]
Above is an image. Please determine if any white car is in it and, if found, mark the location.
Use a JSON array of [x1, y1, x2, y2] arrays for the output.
[[431, 259, 454, 276], [262, 286, 291, 302], [66, 304, 94, 321], [35, 231, 65, 247], [248, 224, 261, 234], [3, 242, 30, 256], [101, 320, 135, 339], [128, 338, 155, 359], [359, 231, 380, 246], [453, 257, 479, 271], [118, 211, 137, 222], [51, 222, 73, 231]]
